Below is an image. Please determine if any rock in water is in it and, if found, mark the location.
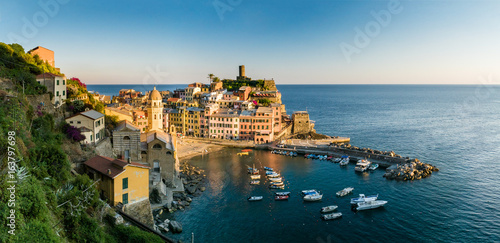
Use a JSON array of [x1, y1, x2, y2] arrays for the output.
[[169, 221, 183, 233]]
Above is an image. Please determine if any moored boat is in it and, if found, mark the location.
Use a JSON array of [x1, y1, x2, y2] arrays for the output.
[[237, 152, 249, 156], [322, 212, 342, 220], [269, 184, 285, 189], [339, 156, 350, 165], [264, 166, 274, 171], [275, 192, 291, 196], [275, 195, 289, 200], [336, 187, 354, 197], [303, 193, 323, 201], [269, 177, 282, 182], [355, 200, 387, 211], [350, 194, 378, 204], [267, 172, 280, 178], [250, 175, 261, 180], [369, 163, 379, 171], [270, 181, 284, 186], [301, 189, 318, 196], [354, 159, 371, 172], [248, 196, 263, 201], [320, 205, 338, 213], [250, 180, 260, 185]]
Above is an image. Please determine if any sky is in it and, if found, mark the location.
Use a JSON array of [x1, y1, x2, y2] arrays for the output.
[[1, 0, 500, 85]]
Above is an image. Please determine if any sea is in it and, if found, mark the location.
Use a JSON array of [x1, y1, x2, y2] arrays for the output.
[[88, 84, 500, 243]]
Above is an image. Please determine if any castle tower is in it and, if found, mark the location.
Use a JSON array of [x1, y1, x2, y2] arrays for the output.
[[147, 86, 163, 131]]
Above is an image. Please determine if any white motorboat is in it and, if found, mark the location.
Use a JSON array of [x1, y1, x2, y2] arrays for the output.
[[322, 212, 342, 220], [270, 181, 284, 186], [354, 159, 371, 172], [269, 177, 282, 182], [275, 192, 291, 196], [369, 163, 379, 170], [350, 194, 378, 204], [250, 175, 261, 180], [269, 184, 285, 189], [356, 200, 387, 211], [333, 158, 342, 163], [301, 189, 318, 196], [303, 193, 323, 201], [339, 156, 350, 166], [247, 196, 263, 201], [267, 172, 280, 178], [250, 180, 260, 185], [320, 205, 338, 213], [336, 187, 354, 197]]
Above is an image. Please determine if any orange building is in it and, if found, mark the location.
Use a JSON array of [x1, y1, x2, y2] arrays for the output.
[[28, 46, 55, 67]]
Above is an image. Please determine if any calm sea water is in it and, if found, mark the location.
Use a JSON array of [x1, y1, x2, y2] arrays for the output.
[[90, 85, 500, 242]]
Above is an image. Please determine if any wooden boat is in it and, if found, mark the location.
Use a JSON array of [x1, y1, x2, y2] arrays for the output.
[[248, 196, 263, 201], [263, 167, 274, 171], [270, 181, 284, 186], [322, 212, 342, 220], [250, 175, 261, 180], [241, 149, 252, 152], [267, 172, 280, 178], [320, 205, 338, 213], [237, 152, 249, 156]]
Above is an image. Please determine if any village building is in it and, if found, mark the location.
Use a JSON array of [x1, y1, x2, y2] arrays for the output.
[[36, 73, 67, 107], [65, 109, 105, 145]]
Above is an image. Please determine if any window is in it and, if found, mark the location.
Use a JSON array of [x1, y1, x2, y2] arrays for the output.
[[77, 121, 81, 124], [153, 143, 162, 149], [57, 80, 59, 85], [63, 80, 65, 85], [56, 91, 59, 96], [70, 121, 73, 124], [123, 178, 128, 189], [90, 135, 93, 141], [63, 91, 65, 96], [122, 193, 128, 204]]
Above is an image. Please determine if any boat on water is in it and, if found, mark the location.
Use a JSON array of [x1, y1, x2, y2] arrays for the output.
[[248, 164, 259, 174], [247, 196, 263, 201], [264, 167, 273, 171], [369, 163, 379, 171], [356, 200, 387, 211], [322, 212, 342, 220], [250, 175, 261, 180], [339, 156, 350, 165], [336, 187, 354, 197], [320, 205, 338, 213], [267, 172, 280, 178], [250, 180, 260, 185], [241, 149, 252, 152], [270, 181, 284, 186], [269, 184, 285, 189], [332, 158, 342, 163], [275, 195, 289, 200], [303, 193, 323, 201], [301, 189, 318, 196], [350, 194, 378, 204], [275, 192, 291, 196], [354, 159, 371, 172], [265, 171, 275, 175], [237, 152, 249, 156], [269, 177, 282, 182]]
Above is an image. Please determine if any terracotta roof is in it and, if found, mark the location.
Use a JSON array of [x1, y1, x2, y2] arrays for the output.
[[84, 155, 149, 179], [167, 98, 180, 102], [36, 72, 63, 79]]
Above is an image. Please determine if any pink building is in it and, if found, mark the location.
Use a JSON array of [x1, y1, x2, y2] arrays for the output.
[[133, 110, 148, 133], [208, 109, 240, 140]]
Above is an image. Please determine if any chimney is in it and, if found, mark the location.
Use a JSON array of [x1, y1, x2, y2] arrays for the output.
[[107, 169, 111, 175]]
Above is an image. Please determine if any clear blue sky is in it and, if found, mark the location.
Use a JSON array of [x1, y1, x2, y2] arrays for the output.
[[1, 0, 499, 84]]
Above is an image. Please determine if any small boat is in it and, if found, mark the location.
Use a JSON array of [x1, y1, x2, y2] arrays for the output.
[[237, 152, 249, 156], [269, 184, 285, 189], [354, 159, 371, 172], [250, 180, 260, 185], [269, 177, 282, 182], [263, 167, 274, 171], [369, 163, 379, 171], [356, 200, 387, 211], [322, 212, 342, 220], [301, 189, 318, 196], [339, 156, 350, 165], [303, 193, 323, 201], [275, 192, 291, 196], [327, 156, 333, 160], [333, 158, 342, 163], [304, 154, 310, 158], [250, 175, 261, 180], [248, 196, 263, 201], [320, 205, 338, 213], [265, 171, 275, 175], [350, 194, 378, 204], [275, 195, 289, 200], [270, 181, 284, 186], [241, 149, 252, 152], [336, 187, 354, 197], [267, 172, 280, 178]]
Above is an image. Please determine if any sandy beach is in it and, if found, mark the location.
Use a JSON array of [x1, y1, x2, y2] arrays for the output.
[[176, 138, 226, 160]]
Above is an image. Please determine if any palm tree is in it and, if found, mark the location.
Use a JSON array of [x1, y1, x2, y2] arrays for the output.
[[213, 77, 220, 83], [208, 73, 214, 83]]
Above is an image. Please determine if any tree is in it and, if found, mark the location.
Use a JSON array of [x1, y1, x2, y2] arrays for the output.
[[208, 73, 214, 83]]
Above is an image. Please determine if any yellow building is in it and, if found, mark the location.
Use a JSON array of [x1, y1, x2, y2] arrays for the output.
[[84, 155, 150, 206]]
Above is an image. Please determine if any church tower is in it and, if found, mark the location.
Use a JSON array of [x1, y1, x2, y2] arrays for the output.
[[147, 86, 163, 131]]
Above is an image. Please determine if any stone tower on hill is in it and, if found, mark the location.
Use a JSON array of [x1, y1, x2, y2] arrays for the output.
[[147, 86, 163, 131]]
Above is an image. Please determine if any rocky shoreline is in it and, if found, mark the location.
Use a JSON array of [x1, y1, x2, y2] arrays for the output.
[[383, 159, 439, 181], [154, 162, 208, 235]]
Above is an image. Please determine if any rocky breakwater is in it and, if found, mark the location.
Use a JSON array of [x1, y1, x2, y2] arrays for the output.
[[335, 143, 404, 159], [383, 159, 439, 181]]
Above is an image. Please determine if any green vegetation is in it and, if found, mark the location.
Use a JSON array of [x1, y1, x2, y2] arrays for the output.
[[222, 79, 268, 91], [0, 43, 163, 242], [258, 98, 272, 106]]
